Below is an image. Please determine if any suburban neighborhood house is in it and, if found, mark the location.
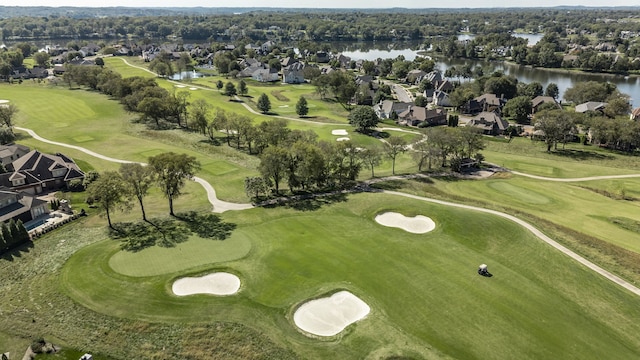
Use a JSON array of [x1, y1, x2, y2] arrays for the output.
[[0, 187, 49, 224], [0, 148, 85, 195], [531, 95, 562, 113], [466, 111, 510, 135], [397, 106, 448, 127], [0, 143, 30, 167]]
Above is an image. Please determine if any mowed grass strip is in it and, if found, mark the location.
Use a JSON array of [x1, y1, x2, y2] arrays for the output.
[[61, 193, 640, 359]]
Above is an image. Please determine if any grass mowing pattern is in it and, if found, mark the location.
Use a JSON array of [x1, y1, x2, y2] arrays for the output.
[[60, 193, 640, 359]]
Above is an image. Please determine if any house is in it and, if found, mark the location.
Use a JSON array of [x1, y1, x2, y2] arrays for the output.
[[406, 69, 427, 84], [261, 41, 275, 53], [630, 107, 640, 120], [374, 100, 412, 119], [315, 51, 330, 63], [0, 143, 30, 167], [282, 62, 305, 84], [531, 95, 561, 113], [0, 150, 85, 195], [252, 68, 280, 83], [462, 93, 505, 114], [0, 187, 49, 224], [397, 105, 448, 127], [466, 111, 510, 135], [575, 101, 607, 114], [432, 90, 453, 107], [280, 57, 298, 68], [336, 54, 351, 68]]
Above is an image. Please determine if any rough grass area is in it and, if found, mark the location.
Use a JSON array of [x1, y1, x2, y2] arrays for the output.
[[270, 90, 290, 102]]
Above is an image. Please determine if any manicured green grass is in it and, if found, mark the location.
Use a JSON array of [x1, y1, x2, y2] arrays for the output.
[[485, 137, 640, 177], [60, 193, 640, 359], [427, 176, 640, 254], [109, 233, 251, 277]]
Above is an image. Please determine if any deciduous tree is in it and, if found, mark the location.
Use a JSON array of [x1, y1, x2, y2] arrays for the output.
[[257, 93, 271, 114], [348, 106, 379, 133], [148, 153, 201, 216], [119, 163, 155, 221], [86, 171, 129, 229], [384, 136, 407, 175]]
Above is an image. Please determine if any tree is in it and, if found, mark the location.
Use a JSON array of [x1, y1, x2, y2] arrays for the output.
[[384, 136, 407, 175], [33, 52, 50, 68], [95, 57, 105, 67], [534, 110, 575, 152], [189, 98, 211, 135], [604, 97, 631, 118], [348, 106, 380, 133], [137, 97, 168, 127], [414, 95, 428, 107], [545, 82, 559, 100], [119, 163, 155, 221], [86, 171, 129, 229], [258, 146, 289, 194], [503, 96, 532, 124], [216, 80, 224, 92], [360, 146, 382, 178], [224, 81, 237, 99], [296, 96, 309, 117], [148, 153, 201, 216], [257, 93, 271, 114], [564, 81, 617, 104], [0, 103, 18, 134], [238, 79, 248, 96], [244, 176, 271, 201]]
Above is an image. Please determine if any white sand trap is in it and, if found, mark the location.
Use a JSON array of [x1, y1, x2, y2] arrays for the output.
[[172, 272, 240, 296], [278, 105, 289, 108], [0, 100, 9, 104], [294, 291, 370, 337], [336, 137, 350, 142], [174, 85, 186, 88], [375, 212, 435, 234], [189, 87, 198, 90], [332, 129, 348, 136]]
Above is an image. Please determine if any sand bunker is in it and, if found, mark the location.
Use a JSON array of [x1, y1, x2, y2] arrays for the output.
[[293, 291, 370, 337], [174, 85, 186, 88], [375, 212, 435, 234], [189, 87, 198, 90], [336, 137, 350, 142], [172, 272, 240, 296], [332, 129, 348, 136], [0, 100, 9, 104]]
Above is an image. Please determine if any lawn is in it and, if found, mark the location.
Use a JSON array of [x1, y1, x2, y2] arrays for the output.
[[57, 193, 640, 359]]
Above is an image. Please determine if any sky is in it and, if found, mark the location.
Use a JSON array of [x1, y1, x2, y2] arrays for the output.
[[0, 0, 638, 8]]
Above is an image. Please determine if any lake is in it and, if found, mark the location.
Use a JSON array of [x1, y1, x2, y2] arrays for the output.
[[341, 47, 639, 107]]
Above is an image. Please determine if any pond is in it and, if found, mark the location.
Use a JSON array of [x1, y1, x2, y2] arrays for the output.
[[434, 57, 640, 106]]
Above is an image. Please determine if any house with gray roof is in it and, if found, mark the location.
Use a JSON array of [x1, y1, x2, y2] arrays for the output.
[[575, 102, 607, 114], [282, 62, 305, 84], [0, 187, 49, 224], [466, 111, 509, 135], [374, 100, 412, 119], [0, 150, 85, 195], [0, 143, 30, 167]]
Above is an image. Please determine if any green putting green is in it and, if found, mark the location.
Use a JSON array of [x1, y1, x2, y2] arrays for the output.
[[109, 234, 251, 277]]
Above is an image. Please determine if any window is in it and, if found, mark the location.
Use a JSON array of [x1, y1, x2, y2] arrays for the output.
[[12, 178, 24, 186]]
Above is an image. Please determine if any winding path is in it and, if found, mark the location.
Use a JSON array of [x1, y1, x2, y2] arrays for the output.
[[15, 126, 252, 213]]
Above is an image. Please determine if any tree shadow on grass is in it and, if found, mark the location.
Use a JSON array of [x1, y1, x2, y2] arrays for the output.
[[0, 241, 34, 262], [110, 211, 238, 251], [199, 138, 222, 146], [552, 149, 614, 161], [174, 211, 236, 240], [368, 180, 404, 191], [285, 192, 349, 211], [110, 218, 189, 252]]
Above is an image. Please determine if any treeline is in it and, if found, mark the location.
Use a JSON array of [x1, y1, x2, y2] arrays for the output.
[[0, 219, 31, 253], [2, 9, 639, 42], [243, 124, 485, 200], [437, 31, 640, 73], [61, 64, 191, 128]]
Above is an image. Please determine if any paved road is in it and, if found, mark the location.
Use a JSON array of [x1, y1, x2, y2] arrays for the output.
[[393, 84, 413, 103]]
